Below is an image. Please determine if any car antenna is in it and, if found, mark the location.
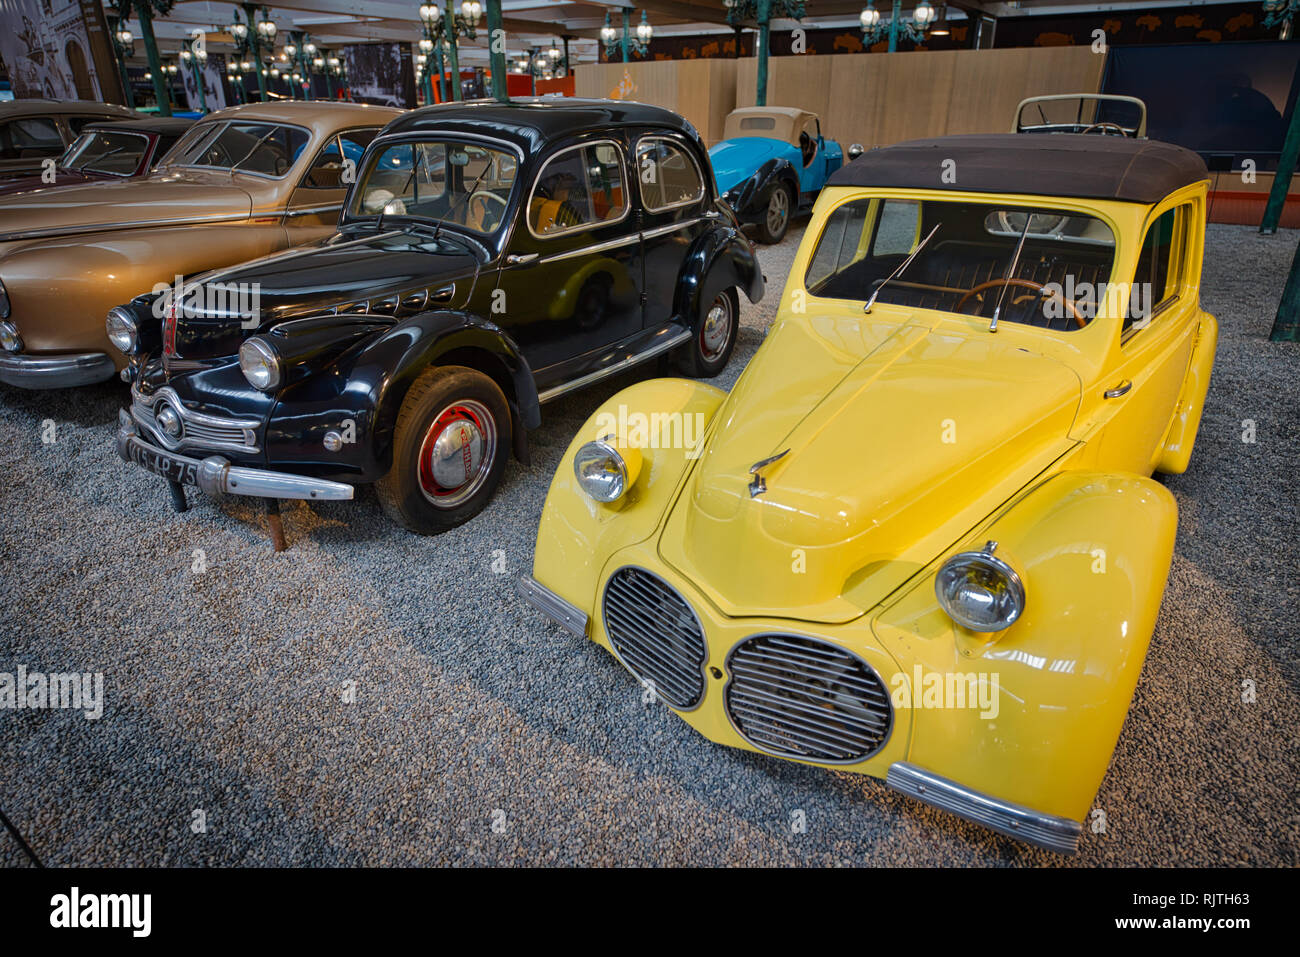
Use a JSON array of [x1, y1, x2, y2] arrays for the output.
[[988, 215, 1033, 333], [863, 222, 941, 315]]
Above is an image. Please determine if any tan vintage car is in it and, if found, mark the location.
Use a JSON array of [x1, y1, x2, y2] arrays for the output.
[[0, 100, 401, 389], [0, 99, 137, 181]]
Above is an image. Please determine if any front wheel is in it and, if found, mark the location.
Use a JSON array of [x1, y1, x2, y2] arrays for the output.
[[377, 365, 511, 534], [755, 183, 793, 244], [672, 288, 739, 378]]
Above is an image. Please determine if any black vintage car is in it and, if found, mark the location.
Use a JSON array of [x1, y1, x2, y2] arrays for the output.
[[110, 99, 764, 541]]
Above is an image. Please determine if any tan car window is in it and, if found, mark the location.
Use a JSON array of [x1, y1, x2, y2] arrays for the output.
[[0, 117, 62, 159]]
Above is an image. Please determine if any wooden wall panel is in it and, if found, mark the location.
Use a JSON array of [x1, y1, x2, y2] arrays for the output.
[[574, 59, 737, 144]]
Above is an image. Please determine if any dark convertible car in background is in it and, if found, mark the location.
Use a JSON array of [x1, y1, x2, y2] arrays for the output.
[[111, 99, 764, 545]]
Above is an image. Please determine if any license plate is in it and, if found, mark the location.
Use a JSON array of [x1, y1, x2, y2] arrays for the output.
[[128, 441, 198, 486]]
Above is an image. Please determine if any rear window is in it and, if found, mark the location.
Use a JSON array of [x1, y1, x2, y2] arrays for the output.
[[806, 197, 1117, 331], [739, 116, 776, 131]]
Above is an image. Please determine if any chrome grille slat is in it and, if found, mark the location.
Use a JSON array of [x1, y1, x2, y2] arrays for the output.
[[130, 385, 259, 455], [725, 634, 892, 764], [602, 567, 707, 710]]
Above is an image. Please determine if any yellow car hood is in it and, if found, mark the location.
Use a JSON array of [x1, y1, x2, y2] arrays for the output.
[[659, 312, 1082, 623]]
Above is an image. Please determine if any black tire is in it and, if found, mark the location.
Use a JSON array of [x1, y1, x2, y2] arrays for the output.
[[376, 365, 511, 534], [754, 182, 794, 244], [672, 287, 739, 378]]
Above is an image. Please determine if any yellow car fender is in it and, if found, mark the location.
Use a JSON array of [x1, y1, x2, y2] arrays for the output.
[[531, 377, 727, 616], [872, 469, 1178, 823]]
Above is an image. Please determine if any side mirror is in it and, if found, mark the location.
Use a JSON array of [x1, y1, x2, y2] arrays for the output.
[[848, 144, 865, 161]]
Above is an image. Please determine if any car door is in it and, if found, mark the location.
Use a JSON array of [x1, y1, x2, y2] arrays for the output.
[[1092, 199, 1200, 474], [496, 138, 643, 379], [285, 128, 382, 236], [634, 132, 710, 327]]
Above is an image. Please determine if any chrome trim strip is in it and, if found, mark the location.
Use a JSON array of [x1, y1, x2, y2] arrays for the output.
[[117, 415, 353, 501], [886, 762, 1083, 854], [540, 233, 640, 265], [640, 217, 704, 240], [526, 139, 631, 241], [0, 212, 252, 243], [515, 575, 588, 638], [537, 327, 692, 404], [284, 203, 342, 218], [0, 351, 115, 389]]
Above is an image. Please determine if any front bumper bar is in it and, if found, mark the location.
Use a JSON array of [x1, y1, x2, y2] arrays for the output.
[[886, 763, 1083, 854], [117, 412, 354, 501], [0, 351, 116, 389], [515, 574, 589, 638]]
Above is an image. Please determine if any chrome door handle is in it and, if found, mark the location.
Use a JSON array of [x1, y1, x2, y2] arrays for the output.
[[505, 253, 538, 265], [1104, 379, 1132, 399]]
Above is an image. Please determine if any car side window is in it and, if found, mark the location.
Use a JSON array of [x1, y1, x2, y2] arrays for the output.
[[1124, 205, 1184, 336], [302, 128, 381, 189], [529, 141, 627, 237], [636, 137, 705, 213], [0, 117, 63, 159], [871, 200, 920, 256]]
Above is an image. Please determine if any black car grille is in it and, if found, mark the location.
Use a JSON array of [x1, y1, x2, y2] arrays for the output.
[[602, 567, 707, 710], [725, 634, 892, 763]]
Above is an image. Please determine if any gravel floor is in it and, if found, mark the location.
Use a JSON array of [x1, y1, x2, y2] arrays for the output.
[[0, 219, 1297, 867]]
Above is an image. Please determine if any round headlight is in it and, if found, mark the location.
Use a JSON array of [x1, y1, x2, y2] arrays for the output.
[[935, 541, 1025, 632], [573, 438, 630, 502], [0, 279, 10, 319], [239, 337, 282, 391], [105, 307, 138, 355], [0, 320, 21, 353]]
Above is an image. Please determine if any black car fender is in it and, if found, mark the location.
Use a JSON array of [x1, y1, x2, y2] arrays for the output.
[[674, 215, 765, 328], [727, 158, 801, 223], [350, 309, 539, 468]]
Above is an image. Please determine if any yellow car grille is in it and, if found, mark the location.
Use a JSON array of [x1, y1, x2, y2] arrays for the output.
[[602, 567, 707, 710]]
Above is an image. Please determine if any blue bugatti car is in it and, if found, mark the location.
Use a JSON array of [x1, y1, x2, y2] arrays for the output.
[[709, 106, 858, 243]]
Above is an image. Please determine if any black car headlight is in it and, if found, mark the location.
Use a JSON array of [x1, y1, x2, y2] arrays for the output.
[[105, 307, 139, 355], [934, 541, 1025, 633], [573, 437, 641, 503], [0, 278, 9, 319]]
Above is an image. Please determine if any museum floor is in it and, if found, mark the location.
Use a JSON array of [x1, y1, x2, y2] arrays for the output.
[[1, 221, 1296, 866]]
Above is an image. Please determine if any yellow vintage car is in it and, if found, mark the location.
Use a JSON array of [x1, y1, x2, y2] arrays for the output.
[[518, 133, 1218, 853]]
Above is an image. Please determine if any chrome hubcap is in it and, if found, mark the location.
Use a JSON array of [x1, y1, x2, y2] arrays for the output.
[[417, 399, 497, 508], [766, 189, 789, 234], [700, 295, 733, 360]]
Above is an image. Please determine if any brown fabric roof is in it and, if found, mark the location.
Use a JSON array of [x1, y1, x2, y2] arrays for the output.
[[828, 133, 1208, 204]]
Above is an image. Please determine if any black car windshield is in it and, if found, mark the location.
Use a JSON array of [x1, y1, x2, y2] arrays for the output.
[[160, 121, 309, 177], [351, 139, 518, 235], [805, 197, 1118, 331], [60, 130, 150, 176]]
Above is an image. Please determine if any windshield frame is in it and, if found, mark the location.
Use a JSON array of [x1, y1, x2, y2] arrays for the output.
[[60, 128, 151, 177], [344, 131, 524, 239], [155, 119, 314, 180], [800, 188, 1126, 336]]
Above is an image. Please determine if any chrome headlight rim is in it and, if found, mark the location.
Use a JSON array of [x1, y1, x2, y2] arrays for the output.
[[105, 306, 139, 356], [0, 279, 10, 320], [934, 540, 1026, 633], [238, 336, 282, 392], [0, 320, 21, 353], [573, 437, 629, 503]]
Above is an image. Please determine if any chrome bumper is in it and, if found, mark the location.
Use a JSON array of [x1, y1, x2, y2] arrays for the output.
[[0, 351, 116, 389], [515, 575, 589, 638], [117, 412, 354, 501], [886, 762, 1083, 854]]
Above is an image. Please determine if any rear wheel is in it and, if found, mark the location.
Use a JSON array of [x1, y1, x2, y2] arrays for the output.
[[377, 365, 511, 534], [755, 182, 793, 244], [672, 287, 738, 378]]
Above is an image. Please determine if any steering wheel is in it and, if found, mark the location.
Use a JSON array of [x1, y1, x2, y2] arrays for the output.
[[956, 278, 1085, 329], [1081, 121, 1127, 137], [468, 190, 507, 230]]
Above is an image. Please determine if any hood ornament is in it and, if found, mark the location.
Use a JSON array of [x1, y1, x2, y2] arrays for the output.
[[748, 449, 790, 498]]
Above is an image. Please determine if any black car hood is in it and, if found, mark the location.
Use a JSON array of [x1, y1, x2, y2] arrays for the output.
[[171, 227, 485, 361]]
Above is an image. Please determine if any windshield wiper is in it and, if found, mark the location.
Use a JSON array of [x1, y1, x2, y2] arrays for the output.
[[228, 128, 281, 179], [434, 161, 494, 245], [988, 215, 1033, 333], [864, 222, 941, 314]]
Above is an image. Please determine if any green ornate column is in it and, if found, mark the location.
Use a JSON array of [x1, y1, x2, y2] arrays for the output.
[[486, 0, 507, 102]]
